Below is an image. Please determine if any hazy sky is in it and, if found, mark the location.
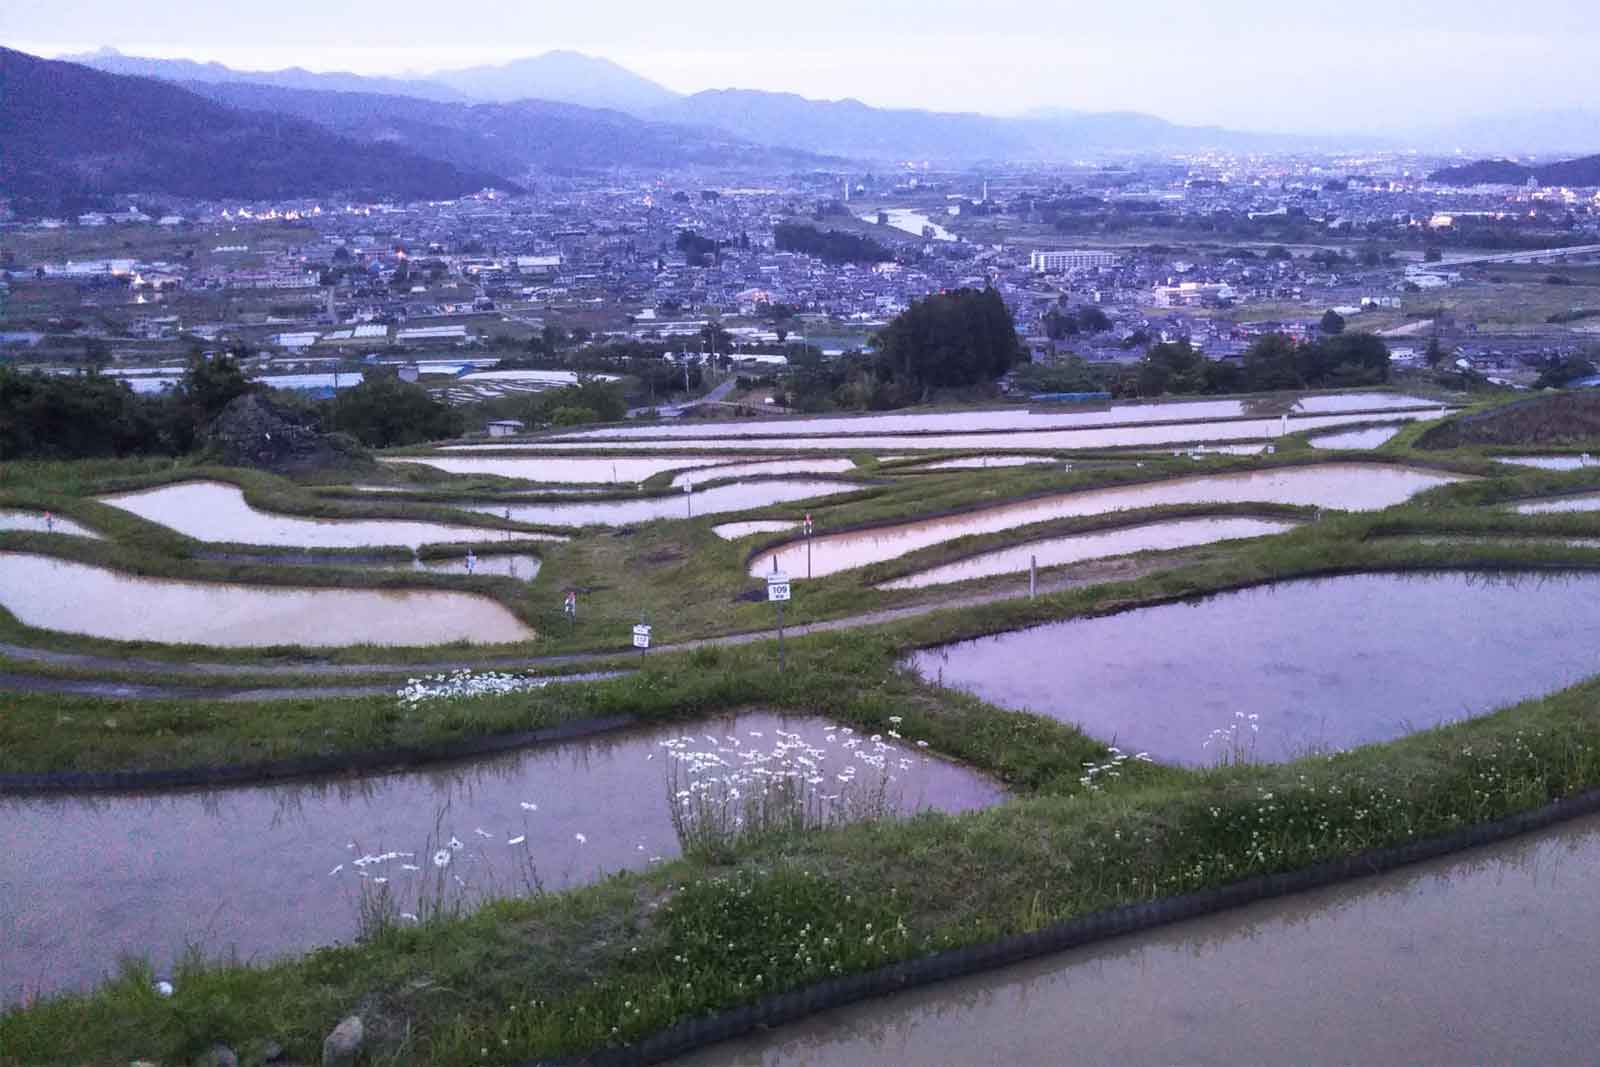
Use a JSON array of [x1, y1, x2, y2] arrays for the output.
[[6, 0, 1597, 132]]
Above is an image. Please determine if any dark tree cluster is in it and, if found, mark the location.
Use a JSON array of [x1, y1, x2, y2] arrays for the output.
[[773, 223, 892, 265], [873, 288, 1021, 395], [0, 351, 257, 460]]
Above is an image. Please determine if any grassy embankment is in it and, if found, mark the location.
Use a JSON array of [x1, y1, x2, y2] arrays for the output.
[[4, 571, 1600, 1062], [0, 443, 1512, 668], [13, 401, 1600, 1060]]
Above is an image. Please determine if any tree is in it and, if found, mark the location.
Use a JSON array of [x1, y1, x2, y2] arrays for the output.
[[323, 375, 464, 447], [872, 288, 1021, 396], [1320, 309, 1346, 335], [1425, 336, 1448, 367], [1242, 334, 1304, 391], [1424, 247, 1443, 263]]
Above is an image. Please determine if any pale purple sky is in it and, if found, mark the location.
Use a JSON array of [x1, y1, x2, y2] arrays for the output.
[[5, 0, 1597, 132]]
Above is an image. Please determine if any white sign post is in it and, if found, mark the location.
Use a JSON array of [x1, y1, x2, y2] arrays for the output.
[[632, 623, 652, 656], [767, 570, 791, 669]]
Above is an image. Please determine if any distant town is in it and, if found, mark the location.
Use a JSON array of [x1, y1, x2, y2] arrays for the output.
[[5, 151, 1599, 418]]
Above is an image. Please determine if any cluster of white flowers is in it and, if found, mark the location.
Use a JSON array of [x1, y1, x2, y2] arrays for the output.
[[1078, 745, 1154, 790], [661, 723, 929, 852], [396, 668, 551, 704], [1203, 712, 1262, 766]]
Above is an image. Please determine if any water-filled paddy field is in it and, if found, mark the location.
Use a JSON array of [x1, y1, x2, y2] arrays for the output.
[[506, 410, 1440, 453], [0, 712, 1002, 1002], [1494, 455, 1594, 470], [669, 458, 859, 486], [0, 552, 535, 647], [713, 521, 801, 540], [907, 571, 1600, 765], [98, 481, 550, 549], [1307, 425, 1403, 450], [0, 510, 102, 539], [749, 464, 1463, 580], [466, 479, 862, 527], [896, 455, 1058, 472], [876, 516, 1299, 590], [1514, 492, 1600, 513], [545, 393, 1440, 441], [393, 454, 734, 483], [681, 813, 1600, 1067]]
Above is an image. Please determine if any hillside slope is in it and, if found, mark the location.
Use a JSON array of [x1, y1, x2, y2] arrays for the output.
[[0, 49, 514, 214]]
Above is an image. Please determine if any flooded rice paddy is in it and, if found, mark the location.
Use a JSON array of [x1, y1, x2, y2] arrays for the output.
[[714, 521, 800, 540], [527, 411, 1438, 453], [907, 571, 1600, 766], [0, 509, 102, 539], [0, 552, 536, 647], [0, 712, 1003, 1001], [898, 455, 1058, 471], [877, 517, 1299, 590], [1495, 455, 1594, 470], [1515, 492, 1600, 513], [466, 480, 861, 527], [1307, 425, 1403, 450], [682, 813, 1600, 1067], [669, 458, 858, 487], [550, 394, 1439, 440], [749, 464, 1462, 579], [98, 481, 548, 549], [386, 454, 734, 483]]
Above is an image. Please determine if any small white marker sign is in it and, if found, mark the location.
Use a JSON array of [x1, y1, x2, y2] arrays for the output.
[[632, 624, 652, 649], [766, 572, 791, 602]]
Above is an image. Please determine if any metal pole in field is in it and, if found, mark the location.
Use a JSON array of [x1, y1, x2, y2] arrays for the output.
[[1030, 555, 1037, 599], [686, 483, 693, 517], [777, 599, 784, 671]]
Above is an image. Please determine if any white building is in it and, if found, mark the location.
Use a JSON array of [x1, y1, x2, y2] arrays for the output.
[[1030, 250, 1121, 272]]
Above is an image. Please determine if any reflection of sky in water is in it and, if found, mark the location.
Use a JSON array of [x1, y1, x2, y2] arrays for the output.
[[681, 814, 1600, 1067], [879, 516, 1297, 589], [98, 481, 552, 548], [753, 464, 1462, 579], [0, 713, 1002, 1002], [910, 571, 1600, 766], [493, 411, 1439, 453], [0, 551, 534, 646], [545, 394, 1440, 440], [468, 479, 860, 526]]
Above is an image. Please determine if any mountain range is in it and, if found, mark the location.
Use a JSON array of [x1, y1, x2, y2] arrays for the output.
[[1429, 153, 1600, 187], [0, 48, 514, 214], [63, 47, 1371, 161]]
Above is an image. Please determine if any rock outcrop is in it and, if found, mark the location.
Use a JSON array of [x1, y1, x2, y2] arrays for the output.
[[205, 394, 367, 474]]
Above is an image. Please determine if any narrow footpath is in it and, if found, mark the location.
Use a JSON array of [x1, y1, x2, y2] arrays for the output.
[[0, 554, 1179, 700]]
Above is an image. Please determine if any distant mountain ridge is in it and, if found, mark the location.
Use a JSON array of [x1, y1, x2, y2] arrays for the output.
[[652, 89, 1349, 160], [427, 51, 680, 113], [183, 81, 833, 177], [63, 46, 469, 103], [0, 48, 513, 213], [61, 46, 1356, 161], [1429, 153, 1600, 187]]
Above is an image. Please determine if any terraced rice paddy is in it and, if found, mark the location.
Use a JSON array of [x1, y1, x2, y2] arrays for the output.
[[0, 712, 1001, 1000], [749, 464, 1464, 579], [465, 479, 861, 527], [682, 814, 1600, 1067], [908, 571, 1600, 765], [0, 509, 101, 539], [876, 516, 1299, 589], [388, 454, 734, 483], [514, 411, 1437, 453], [97, 481, 553, 549], [0, 552, 535, 647], [1307, 425, 1403, 450]]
